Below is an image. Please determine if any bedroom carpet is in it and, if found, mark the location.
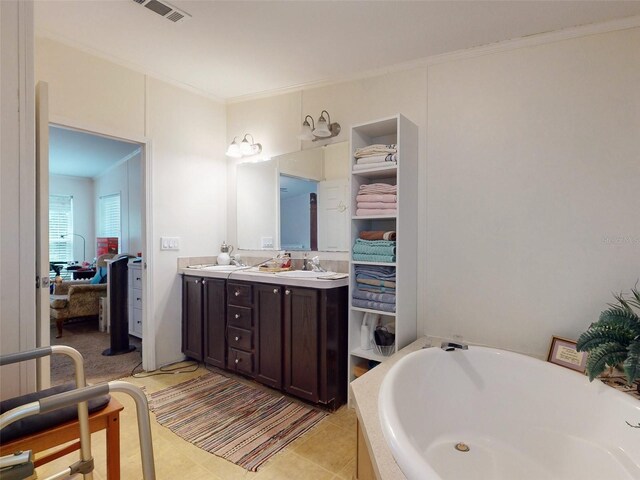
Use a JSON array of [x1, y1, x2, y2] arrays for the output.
[[50, 318, 142, 385]]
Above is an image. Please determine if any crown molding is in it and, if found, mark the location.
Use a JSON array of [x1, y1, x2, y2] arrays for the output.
[[36, 13, 640, 106], [36, 29, 225, 104], [226, 14, 640, 105]]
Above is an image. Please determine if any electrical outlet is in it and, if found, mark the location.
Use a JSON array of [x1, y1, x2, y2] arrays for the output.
[[261, 236, 274, 249], [161, 236, 180, 251]]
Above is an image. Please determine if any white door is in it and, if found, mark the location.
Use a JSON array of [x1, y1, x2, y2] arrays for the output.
[[36, 82, 51, 389], [318, 178, 349, 251]]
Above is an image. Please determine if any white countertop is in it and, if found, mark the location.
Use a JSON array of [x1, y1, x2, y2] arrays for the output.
[[350, 337, 429, 480], [179, 266, 349, 289]]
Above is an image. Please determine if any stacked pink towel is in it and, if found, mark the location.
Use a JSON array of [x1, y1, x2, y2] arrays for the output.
[[353, 144, 397, 170], [357, 183, 397, 216]]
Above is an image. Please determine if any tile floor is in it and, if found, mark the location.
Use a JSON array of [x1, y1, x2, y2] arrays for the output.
[[35, 366, 357, 480]]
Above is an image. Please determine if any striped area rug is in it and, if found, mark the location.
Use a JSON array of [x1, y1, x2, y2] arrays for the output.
[[148, 372, 327, 471]]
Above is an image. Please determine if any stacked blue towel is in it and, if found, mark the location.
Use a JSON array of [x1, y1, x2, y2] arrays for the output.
[[353, 265, 396, 312]]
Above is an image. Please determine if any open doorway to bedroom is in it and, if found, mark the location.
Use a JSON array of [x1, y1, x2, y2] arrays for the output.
[[48, 124, 145, 385]]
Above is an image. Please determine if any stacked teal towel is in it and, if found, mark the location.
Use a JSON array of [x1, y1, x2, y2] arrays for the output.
[[352, 253, 396, 262]]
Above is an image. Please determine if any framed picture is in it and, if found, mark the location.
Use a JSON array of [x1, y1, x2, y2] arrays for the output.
[[547, 336, 587, 373]]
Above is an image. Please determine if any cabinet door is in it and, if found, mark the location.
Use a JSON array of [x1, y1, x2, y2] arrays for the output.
[[203, 277, 226, 368], [284, 287, 319, 402], [182, 276, 203, 361], [255, 284, 283, 389]]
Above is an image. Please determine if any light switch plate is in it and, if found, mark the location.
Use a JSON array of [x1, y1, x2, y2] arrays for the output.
[[161, 236, 180, 250], [261, 236, 273, 249]]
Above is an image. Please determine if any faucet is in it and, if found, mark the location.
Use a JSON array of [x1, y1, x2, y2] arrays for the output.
[[230, 255, 247, 267], [441, 341, 468, 351], [309, 256, 326, 272]]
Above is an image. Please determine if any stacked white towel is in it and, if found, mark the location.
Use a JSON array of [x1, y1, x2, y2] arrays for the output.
[[357, 183, 397, 216], [353, 144, 397, 170]]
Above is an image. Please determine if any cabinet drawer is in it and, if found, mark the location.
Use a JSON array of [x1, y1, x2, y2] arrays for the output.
[[228, 348, 254, 375], [227, 305, 252, 329], [131, 269, 143, 290], [227, 282, 252, 307], [132, 288, 143, 308], [228, 326, 252, 351], [132, 307, 143, 336]]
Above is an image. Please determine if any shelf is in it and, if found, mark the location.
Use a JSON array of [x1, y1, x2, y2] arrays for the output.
[[351, 306, 396, 317], [350, 347, 392, 363], [351, 260, 396, 267], [351, 165, 397, 178], [352, 215, 397, 220]]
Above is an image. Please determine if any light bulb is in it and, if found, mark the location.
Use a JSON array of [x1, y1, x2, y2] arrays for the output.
[[240, 138, 253, 155], [313, 114, 331, 137], [226, 140, 242, 158], [298, 121, 315, 141]]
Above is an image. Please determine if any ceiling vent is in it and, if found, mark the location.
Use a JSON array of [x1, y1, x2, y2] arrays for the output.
[[132, 0, 191, 23]]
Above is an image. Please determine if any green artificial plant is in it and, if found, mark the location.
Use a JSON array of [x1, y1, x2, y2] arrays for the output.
[[577, 285, 640, 383]]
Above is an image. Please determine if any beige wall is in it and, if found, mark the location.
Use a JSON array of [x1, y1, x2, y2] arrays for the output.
[[227, 27, 639, 359], [36, 37, 227, 367]]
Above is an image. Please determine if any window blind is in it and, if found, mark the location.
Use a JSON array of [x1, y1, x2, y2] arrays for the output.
[[49, 195, 74, 262], [99, 193, 121, 242]]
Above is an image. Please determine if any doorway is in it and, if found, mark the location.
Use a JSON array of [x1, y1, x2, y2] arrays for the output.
[[46, 124, 148, 385]]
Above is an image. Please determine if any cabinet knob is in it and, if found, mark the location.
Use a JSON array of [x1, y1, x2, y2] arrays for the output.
[[202, 279, 206, 285], [136, 277, 141, 281], [234, 290, 240, 296], [273, 288, 278, 294], [137, 321, 141, 324], [195, 279, 199, 285], [235, 313, 240, 319], [136, 297, 141, 301], [235, 336, 240, 342], [235, 358, 240, 364], [285, 289, 291, 295]]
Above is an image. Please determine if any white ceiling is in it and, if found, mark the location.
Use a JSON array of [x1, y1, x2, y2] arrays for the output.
[[35, 1, 640, 101], [49, 126, 141, 178]]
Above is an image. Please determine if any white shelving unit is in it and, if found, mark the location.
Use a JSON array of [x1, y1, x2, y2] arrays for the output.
[[348, 114, 418, 383]]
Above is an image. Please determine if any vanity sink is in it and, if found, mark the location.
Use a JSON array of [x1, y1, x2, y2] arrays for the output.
[[199, 265, 244, 272], [275, 270, 336, 278]]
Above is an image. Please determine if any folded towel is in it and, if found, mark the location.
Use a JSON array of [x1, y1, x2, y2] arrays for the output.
[[359, 183, 397, 194], [356, 202, 397, 210], [357, 278, 396, 289], [355, 153, 398, 165], [356, 194, 397, 203], [353, 244, 396, 257], [353, 161, 396, 171], [354, 265, 396, 278], [354, 144, 397, 158], [355, 238, 396, 247], [359, 230, 397, 241], [353, 288, 396, 304], [352, 298, 396, 313], [352, 253, 396, 263], [356, 284, 396, 294], [356, 208, 397, 216]]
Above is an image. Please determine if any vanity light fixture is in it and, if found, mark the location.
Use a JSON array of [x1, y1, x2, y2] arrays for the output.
[[298, 110, 341, 141], [226, 133, 262, 158]]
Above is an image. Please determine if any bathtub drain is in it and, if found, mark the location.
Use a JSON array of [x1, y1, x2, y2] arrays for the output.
[[454, 442, 470, 452]]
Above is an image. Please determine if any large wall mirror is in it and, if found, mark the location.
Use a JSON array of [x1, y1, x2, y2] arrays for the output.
[[236, 141, 350, 252]]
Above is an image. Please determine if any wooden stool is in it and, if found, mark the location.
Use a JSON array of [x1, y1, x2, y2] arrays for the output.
[[0, 397, 124, 480]]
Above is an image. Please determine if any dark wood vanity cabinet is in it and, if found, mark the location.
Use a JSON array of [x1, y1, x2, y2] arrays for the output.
[[255, 284, 283, 389], [226, 282, 254, 376], [182, 276, 204, 361], [182, 275, 348, 409], [284, 286, 348, 407], [182, 276, 226, 366], [203, 278, 226, 368]]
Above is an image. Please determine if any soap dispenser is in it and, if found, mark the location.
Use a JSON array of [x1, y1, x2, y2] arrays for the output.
[[217, 241, 234, 266]]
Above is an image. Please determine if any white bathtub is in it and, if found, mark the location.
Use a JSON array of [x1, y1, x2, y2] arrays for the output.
[[378, 346, 640, 480]]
